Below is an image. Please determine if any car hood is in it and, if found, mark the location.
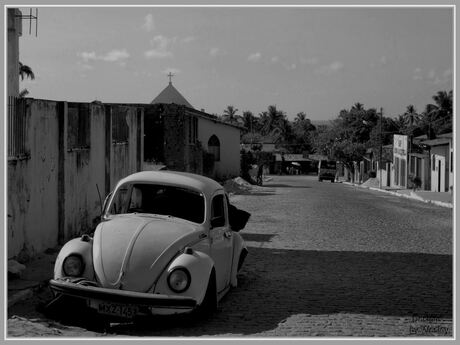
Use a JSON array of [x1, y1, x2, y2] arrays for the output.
[[92, 214, 199, 292]]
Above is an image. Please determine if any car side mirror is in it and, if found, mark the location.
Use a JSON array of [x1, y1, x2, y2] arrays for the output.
[[210, 216, 225, 228]]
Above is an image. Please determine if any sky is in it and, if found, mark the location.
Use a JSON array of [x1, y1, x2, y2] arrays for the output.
[[17, 6, 453, 121]]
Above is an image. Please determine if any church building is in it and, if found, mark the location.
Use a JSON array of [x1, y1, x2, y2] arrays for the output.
[[143, 76, 242, 180]]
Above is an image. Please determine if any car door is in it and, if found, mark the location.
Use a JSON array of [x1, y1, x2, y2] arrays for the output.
[[209, 192, 233, 293]]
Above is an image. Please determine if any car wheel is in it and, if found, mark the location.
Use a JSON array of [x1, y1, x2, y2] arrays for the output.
[[196, 269, 217, 317]]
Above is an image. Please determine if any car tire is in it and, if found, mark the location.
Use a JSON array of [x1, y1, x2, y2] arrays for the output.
[[196, 269, 217, 318]]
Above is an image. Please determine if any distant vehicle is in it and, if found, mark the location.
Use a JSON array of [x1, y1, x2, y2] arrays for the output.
[[318, 160, 337, 182], [49, 171, 250, 319]]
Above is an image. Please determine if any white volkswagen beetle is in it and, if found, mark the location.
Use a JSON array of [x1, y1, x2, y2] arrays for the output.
[[49, 171, 249, 319]]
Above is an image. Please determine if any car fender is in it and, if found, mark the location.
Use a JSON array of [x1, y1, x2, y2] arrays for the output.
[[153, 249, 214, 305], [230, 232, 247, 287], [54, 236, 94, 280]]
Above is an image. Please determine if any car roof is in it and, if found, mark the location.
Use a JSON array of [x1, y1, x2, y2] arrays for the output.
[[116, 170, 223, 197]]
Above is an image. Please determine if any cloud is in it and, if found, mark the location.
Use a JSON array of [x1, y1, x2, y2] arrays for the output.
[[315, 61, 344, 75], [77, 61, 94, 70], [142, 14, 155, 32], [80, 51, 97, 62], [282, 62, 296, 71], [182, 36, 195, 43], [413, 67, 423, 80], [442, 69, 452, 78], [102, 49, 130, 62], [427, 69, 436, 80], [379, 56, 387, 65], [210, 47, 222, 57], [413, 67, 452, 85], [300, 57, 319, 65], [78, 49, 130, 66], [144, 35, 175, 59], [248, 52, 262, 62], [271, 56, 279, 63]]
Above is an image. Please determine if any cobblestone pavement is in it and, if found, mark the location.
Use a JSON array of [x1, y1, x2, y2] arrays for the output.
[[7, 175, 453, 338]]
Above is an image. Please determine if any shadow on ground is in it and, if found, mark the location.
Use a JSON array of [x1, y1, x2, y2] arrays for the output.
[[18, 246, 452, 337], [107, 247, 453, 336]]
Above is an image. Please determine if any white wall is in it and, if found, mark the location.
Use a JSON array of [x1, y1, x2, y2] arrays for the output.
[[198, 117, 241, 179]]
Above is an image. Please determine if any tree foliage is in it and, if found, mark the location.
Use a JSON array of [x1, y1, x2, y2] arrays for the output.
[[235, 89, 451, 175]]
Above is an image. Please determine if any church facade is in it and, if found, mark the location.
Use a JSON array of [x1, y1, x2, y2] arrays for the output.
[[143, 80, 242, 180]]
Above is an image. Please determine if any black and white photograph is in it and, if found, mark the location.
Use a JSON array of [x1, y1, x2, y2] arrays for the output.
[[5, 4, 454, 340]]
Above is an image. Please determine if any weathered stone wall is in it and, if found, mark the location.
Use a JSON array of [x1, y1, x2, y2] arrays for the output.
[[8, 99, 60, 259], [162, 105, 187, 172], [7, 99, 144, 260]]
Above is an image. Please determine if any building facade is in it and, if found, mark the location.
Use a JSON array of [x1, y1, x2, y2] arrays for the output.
[[393, 134, 408, 188], [421, 133, 453, 192], [147, 81, 242, 180]]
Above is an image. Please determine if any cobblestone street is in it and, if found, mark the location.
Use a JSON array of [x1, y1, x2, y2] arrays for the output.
[[8, 175, 453, 338]]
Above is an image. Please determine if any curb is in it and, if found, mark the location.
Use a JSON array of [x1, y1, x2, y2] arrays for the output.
[[343, 182, 453, 208]]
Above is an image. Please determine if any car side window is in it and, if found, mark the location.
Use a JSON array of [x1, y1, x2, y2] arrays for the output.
[[211, 194, 226, 228]]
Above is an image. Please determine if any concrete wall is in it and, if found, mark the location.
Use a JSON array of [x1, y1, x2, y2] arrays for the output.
[[8, 99, 143, 260], [109, 106, 143, 190], [7, 9, 21, 97], [8, 99, 60, 258], [63, 103, 106, 240], [198, 116, 241, 179]]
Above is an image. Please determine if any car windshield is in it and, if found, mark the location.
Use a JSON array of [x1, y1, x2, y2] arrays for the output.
[[107, 183, 205, 224], [321, 161, 336, 169]]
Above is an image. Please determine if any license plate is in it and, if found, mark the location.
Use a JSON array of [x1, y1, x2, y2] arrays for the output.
[[89, 300, 138, 318]]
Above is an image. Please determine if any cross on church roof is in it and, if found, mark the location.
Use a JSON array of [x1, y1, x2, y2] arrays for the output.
[[167, 72, 174, 84]]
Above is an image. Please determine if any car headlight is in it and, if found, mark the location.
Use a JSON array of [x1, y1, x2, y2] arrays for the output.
[[167, 268, 191, 293], [63, 254, 85, 277]]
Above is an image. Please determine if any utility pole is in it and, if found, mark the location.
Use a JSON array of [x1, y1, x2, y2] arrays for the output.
[[379, 107, 383, 189]]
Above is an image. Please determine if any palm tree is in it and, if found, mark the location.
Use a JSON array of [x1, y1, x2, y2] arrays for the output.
[[242, 110, 254, 133], [351, 102, 364, 111], [422, 90, 453, 136], [402, 105, 421, 136], [19, 62, 35, 81], [266, 105, 285, 135], [258, 111, 270, 135], [432, 90, 452, 116], [294, 112, 307, 124], [18, 62, 35, 98], [223, 105, 238, 123]]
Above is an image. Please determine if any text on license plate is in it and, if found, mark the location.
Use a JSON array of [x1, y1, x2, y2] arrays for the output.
[[91, 300, 138, 318]]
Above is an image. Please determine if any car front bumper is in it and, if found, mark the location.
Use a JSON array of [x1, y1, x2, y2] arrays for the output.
[[50, 279, 197, 316]]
